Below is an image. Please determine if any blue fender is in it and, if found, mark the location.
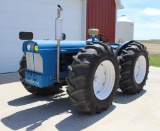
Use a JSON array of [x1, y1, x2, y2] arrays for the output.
[[117, 40, 141, 56]]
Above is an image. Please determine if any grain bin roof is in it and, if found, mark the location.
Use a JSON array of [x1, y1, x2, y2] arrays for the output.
[[117, 15, 133, 23]]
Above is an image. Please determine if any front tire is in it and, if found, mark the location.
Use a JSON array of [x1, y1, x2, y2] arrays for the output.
[[119, 42, 149, 94], [66, 43, 120, 114]]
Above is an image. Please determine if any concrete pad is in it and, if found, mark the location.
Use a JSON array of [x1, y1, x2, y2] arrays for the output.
[[0, 66, 160, 131]]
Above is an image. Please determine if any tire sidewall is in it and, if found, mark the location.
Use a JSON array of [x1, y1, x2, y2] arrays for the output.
[[132, 50, 149, 89], [87, 52, 119, 107]]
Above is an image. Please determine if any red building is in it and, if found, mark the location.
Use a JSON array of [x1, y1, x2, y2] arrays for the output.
[[86, 0, 123, 42]]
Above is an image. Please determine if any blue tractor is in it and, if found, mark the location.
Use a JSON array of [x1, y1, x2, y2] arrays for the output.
[[19, 5, 149, 114]]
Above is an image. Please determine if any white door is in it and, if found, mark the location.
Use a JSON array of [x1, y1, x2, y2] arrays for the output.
[[0, 0, 84, 73]]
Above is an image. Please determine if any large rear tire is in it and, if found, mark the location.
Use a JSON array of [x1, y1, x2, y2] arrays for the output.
[[19, 55, 63, 95], [66, 42, 120, 114], [119, 42, 149, 94]]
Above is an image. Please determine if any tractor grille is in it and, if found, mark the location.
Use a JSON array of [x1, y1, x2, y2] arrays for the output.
[[26, 52, 43, 73], [34, 53, 43, 73], [26, 52, 34, 71]]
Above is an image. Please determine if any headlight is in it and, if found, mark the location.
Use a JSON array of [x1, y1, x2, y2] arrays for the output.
[[27, 44, 32, 51], [34, 45, 39, 52], [27, 44, 34, 51]]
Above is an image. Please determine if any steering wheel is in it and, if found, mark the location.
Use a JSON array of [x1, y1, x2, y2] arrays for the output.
[[98, 33, 109, 42]]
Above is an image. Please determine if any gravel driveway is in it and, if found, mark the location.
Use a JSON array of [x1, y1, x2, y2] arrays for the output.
[[143, 43, 160, 54]]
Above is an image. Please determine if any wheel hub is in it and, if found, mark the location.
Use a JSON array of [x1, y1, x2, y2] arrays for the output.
[[93, 60, 115, 100], [134, 55, 147, 84]]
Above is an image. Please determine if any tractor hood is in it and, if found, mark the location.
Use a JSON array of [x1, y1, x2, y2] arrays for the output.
[[22, 40, 87, 54]]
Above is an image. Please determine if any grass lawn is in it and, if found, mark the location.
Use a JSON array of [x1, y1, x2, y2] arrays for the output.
[[149, 55, 160, 67]]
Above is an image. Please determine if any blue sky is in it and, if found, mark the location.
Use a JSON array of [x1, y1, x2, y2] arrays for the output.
[[117, 0, 160, 40]]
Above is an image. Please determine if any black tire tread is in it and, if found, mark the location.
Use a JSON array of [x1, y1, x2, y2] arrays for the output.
[[66, 43, 119, 114], [119, 41, 149, 94]]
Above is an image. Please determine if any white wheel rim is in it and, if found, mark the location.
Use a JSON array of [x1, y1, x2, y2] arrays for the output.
[[134, 55, 147, 84], [93, 60, 115, 100]]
